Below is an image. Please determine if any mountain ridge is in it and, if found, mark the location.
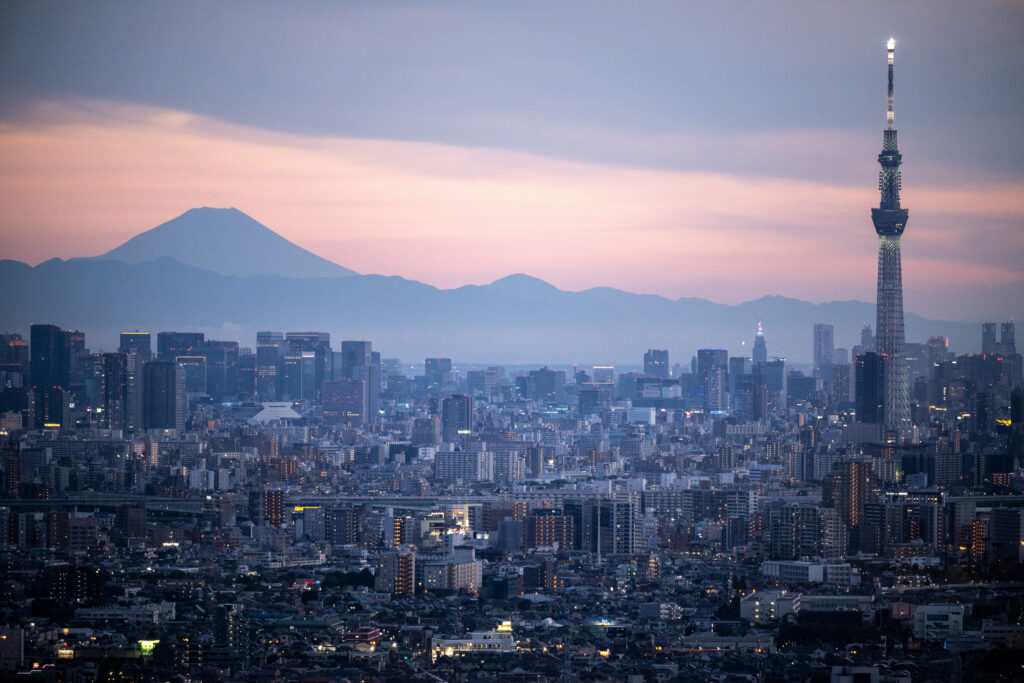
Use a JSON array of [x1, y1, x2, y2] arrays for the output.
[[0, 255, 983, 365]]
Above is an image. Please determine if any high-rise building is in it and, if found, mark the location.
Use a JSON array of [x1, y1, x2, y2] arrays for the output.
[[824, 458, 874, 534], [321, 379, 366, 425], [119, 332, 152, 362], [752, 321, 767, 367], [256, 331, 286, 400], [870, 38, 910, 437], [441, 394, 473, 442], [855, 352, 885, 424], [142, 360, 185, 431], [1001, 321, 1016, 354], [156, 331, 204, 361], [201, 340, 239, 401], [286, 332, 331, 399], [643, 349, 669, 379], [982, 323, 998, 355], [425, 358, 452, 390], [100, 352, 128, 431], [926, 336, 948, 366], [696, 349, 728, 413], [340, 340, 372, 378], [753, 358, 786, 419], [813, 323, 834, 378], [30, 324, 69, 429], [340, 341, 379, 421]]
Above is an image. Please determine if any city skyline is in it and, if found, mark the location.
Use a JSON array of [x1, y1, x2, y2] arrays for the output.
[[2, 5, 1024, 678], [2, 2, 1023, 322]]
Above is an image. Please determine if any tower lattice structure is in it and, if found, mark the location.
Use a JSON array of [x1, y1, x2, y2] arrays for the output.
[[871, 38, 910, 436]]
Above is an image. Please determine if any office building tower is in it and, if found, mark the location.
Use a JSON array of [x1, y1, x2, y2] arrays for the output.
[[142, 360, 185, 431], [201, 340, 239, 401], [30, 324, 69, 429], [0, 333, 29, 368], [340, 340, 372, 378], [322, 379, 366, 425], [425, 357, 452, 389], [340, 340, 379, 421], [123, 350, 143, 434], [441, 394, 473, 443], [64, 330, 87, 392], [466, 369, 498, 400], [696, 349, 728, 413], [286, 332, 331, 398], [100, 352, 128, 431], [256, 331, 286, 400], [927, 336, 948, 366], [830, 362, 852, 408], [855, 352, 885, 424], [176, 355, 207, 395], [753, 358, 786, 419], [752, 320, 768, 368], [982, 322, 998, 355], [1001, 321, 1016, 354], [859, 323, 876, 353], [156, 331, 204, 361], [813, 323, 834, 379], [871, 39, 910, 436], [644, 349, 670, 379], [118, 332, 152, 362]]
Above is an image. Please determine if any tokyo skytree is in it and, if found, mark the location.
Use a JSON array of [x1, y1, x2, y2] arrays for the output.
[[870, 38, 910, 436]]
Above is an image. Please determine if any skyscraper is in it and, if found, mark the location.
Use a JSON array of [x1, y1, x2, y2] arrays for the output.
[[441, 394, 473, 443], [871, 38, 910, 437], [752, 321, 767, 367], [30, 324, 69, 429], [813, 323, 834, 377], [118, 331, 152, 362], [854, 352, 884, 424], [696, 349, 728, 413], [341, 340, 379, 421], [142, 360, 185, 431], [982, 323, 998, 355], [1001, 321, 1016, 354], [100, 352, 128, 431], [643, 349, 669, 379]]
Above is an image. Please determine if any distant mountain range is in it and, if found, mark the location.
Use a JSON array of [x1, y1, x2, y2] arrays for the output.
[[0, 208, 984, 364]]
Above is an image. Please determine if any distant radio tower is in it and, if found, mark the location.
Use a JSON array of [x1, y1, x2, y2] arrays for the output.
[[871, 38, 910, 437]]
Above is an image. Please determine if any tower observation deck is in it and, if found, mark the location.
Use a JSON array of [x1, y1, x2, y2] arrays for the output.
[[870, 37, 910, 437]]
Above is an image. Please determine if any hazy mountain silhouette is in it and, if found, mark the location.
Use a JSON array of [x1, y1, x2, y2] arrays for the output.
[[0, 258, 984, 365], [94, 207, 357, 279]]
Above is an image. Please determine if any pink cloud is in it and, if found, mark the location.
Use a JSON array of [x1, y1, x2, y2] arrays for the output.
[[0, 98, 1020, 320]]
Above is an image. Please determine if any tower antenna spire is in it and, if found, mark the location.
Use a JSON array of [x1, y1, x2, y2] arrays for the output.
[[887, 37, 895, 130]]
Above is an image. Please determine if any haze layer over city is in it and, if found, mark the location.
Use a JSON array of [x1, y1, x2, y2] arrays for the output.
[[0, 2, 1023, 682]]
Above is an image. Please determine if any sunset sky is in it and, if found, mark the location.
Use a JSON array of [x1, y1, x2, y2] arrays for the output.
[[1, 1, 1022, 322]]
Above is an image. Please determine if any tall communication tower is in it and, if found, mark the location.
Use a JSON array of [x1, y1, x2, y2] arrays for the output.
[[871, 38, 910, 437]]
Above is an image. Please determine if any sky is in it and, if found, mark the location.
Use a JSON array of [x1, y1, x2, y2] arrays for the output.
[[1, 0, 1022, 322]]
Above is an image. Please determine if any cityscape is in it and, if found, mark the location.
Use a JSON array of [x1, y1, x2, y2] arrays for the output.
[[2, 3, 1024, 683]]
